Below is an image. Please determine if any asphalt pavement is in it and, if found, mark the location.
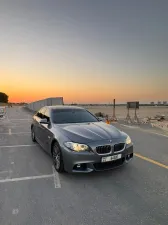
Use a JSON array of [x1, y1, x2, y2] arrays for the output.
[[0, 107, 167, 225]]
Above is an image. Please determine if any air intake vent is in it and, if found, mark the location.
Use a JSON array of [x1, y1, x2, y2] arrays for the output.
[[96, 145, 111, 154], [114, 143, 125, 152]]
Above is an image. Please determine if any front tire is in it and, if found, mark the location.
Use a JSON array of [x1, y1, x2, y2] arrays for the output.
[[52, 142, 64, 173], [31, 127, 36, 142]]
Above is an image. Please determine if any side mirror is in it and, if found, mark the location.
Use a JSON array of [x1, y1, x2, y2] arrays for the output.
[[97, 117, 103, 121], [39, 118, 49, 124]]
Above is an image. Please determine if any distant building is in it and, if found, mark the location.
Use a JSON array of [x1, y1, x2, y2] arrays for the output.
[[163, 101, 167, 105], [150, 102, 154, 105], [157, 101, 161, 105]]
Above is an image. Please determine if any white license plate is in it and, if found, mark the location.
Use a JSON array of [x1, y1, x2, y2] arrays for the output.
[[101, 154, 122, 163]]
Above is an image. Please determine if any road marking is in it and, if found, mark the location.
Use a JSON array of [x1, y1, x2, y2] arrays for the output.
[[0, 132, 31, 135], [143, 131, 168, 138], [3, 125, 31, 127], [12, 209, 19, 215], [133, 128, 168, 138], [10, 119, 32, 121], [121, 124, 138, 129], [0, 144, 37, 148], [52, 166, 61, 188], [0, 170, 9, 174], [12, 132, 31, 134], [0, 174, 54, 183], [8, 128, 12, 135], [135, 153, 168, 169], [121, 124, 168, 138]]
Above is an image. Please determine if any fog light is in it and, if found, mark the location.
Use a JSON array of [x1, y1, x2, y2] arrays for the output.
[[126, 153, 133, 161], [73, 163, 87, 171], [127, 155, 130, 159]]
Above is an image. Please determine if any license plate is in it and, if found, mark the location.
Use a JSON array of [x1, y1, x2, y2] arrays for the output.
[[101, 154, 122, 163]]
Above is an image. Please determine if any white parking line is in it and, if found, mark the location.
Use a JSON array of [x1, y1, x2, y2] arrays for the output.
[[144, 131, 168, 138], [10, 119, 32, 121], [4, 125, 31, 127], [9, 128, 12, 135], [121, 124, 168, 138], [12, 208, 19, 215], [52, 166, 61, 188], [0, 144, 37, 148], [0, 174, 54, 183], [121, 124, 138, 129], [0, 132, 31, 135], [0, 170, 9, 174]]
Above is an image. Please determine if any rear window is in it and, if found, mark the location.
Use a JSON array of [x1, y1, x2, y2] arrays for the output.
[[51, 109, 98, 124]]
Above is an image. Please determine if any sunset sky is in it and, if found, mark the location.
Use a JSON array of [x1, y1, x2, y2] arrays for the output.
[[1, 0, 168, 103]]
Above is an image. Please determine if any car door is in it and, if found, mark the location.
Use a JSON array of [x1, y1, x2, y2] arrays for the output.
[[35, 107, 46, 145], [40, 108, 53, 153], [33, 108, 42, 141]]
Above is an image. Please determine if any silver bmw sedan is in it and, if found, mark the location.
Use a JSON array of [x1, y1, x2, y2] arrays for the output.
[[31, 106, 133, 173]]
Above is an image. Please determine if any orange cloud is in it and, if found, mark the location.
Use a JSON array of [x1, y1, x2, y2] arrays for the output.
[[1, 67, 167, 103]]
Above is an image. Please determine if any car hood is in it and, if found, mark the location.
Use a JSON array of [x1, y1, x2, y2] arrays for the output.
[[54, 122, 125, 143]]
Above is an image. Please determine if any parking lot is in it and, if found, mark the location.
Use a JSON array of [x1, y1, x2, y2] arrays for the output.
[[0, 107, 167, 225]]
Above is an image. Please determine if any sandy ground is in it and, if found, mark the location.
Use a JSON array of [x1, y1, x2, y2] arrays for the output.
[[85, 106, 168, 119]]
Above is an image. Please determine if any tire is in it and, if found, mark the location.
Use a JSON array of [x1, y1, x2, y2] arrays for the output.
[[52, 142, 64, 173], [31, 127, 36, 142]]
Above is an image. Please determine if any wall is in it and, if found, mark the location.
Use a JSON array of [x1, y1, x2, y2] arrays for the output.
[[27, 97, 64, 112]]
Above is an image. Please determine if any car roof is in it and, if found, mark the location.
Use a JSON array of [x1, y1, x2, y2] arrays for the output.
[[46, 105, 85, 110]]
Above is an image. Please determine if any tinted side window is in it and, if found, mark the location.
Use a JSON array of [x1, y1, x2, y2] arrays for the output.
[[36, 109, 42, 118], [36, 107, 46, 119]]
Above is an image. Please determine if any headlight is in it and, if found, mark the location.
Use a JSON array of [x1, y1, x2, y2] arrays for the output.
[[64, 142, 89, 152], [126, 136, 132, 144]]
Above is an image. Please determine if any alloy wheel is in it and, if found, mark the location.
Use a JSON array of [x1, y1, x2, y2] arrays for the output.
[[53, 146, 61, 170]]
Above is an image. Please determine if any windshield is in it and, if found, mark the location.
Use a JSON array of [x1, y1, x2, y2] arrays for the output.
[[52, 109, 98, 124]]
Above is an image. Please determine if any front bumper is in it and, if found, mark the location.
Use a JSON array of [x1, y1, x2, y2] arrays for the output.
[[61, 144, 133, 173]]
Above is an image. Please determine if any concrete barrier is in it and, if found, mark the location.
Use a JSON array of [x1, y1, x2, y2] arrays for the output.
[[27, 97, 64, 112]]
